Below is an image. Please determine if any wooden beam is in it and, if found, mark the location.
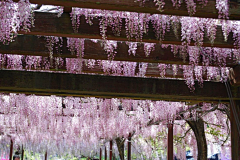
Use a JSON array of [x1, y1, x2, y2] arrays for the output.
[[63, 7, 72, 13], [14, 0, 240, 20], [0, 35, 237, 66], [18, 12, 235, 48], [1, 57, 186, 79], [167, 124, 173, 160], [0, 49, 229, 81], [0, 49, 189, 80], [0, 70, 239, 102]]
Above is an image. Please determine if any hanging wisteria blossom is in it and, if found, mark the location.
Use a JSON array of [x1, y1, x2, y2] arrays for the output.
[[0, 0, 33, 44]]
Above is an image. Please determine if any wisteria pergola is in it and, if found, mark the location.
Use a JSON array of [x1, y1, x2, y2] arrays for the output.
[[0, 0, 240, 160]]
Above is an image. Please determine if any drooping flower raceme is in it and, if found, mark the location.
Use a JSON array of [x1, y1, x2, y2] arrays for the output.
[[0, 0, 33, 44]]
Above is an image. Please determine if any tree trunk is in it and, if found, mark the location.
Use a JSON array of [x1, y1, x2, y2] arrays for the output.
[[186, 118, 207, 160], [113, 153, 117, 160], [116, 137, 125, 160]]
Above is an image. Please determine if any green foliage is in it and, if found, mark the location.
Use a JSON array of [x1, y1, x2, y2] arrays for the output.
[[22, 150, 83, 160], [206, 127, 224, 137], [24, 150, 42, 160]]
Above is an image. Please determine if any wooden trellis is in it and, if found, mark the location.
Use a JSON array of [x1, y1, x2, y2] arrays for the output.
[[2, 0, 240, 160]]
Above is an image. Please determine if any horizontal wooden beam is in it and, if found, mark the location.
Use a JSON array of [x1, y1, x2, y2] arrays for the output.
[[14, 0, 240, 20], [18, 12, 235, 48], [0, 36, 230, 81], [0, 70, 239, 102], [1, 35, 237, 66], [0, 58, 185, 79]]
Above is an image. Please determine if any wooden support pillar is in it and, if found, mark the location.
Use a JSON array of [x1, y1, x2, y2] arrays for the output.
[[109, 141, 113, 160], [128, 133, 131, 160], [63, 7, 72, 13], [44, 151, 47, 160], [167, 123, 173, 160], [9, 139, 13, 160], [21, 145, 24, 160], [105, 146, 107, 160], [100, 148, 102, 160], [231, 100, 240, 160]]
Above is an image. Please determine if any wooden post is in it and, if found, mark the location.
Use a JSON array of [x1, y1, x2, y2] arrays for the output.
[[167, 123, 173, 160], [231, 100, 240, 160], [9, 139, 13, 160], [105, 146, 107, 160], [63, 7, 72, 13], [109, 141, 113, 160], [45, 151, 47, 160], [128, 133, 131, 160], [100, 148, 102, 160], [21, 145, 24, 160]]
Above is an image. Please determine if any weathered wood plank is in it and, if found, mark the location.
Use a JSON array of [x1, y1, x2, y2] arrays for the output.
[[18, 12, 235, 48], [0, 70, 238, 101], [14, 0, 240, 20], [0, 58, 184, 79], [1, 35, 237, 66]]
